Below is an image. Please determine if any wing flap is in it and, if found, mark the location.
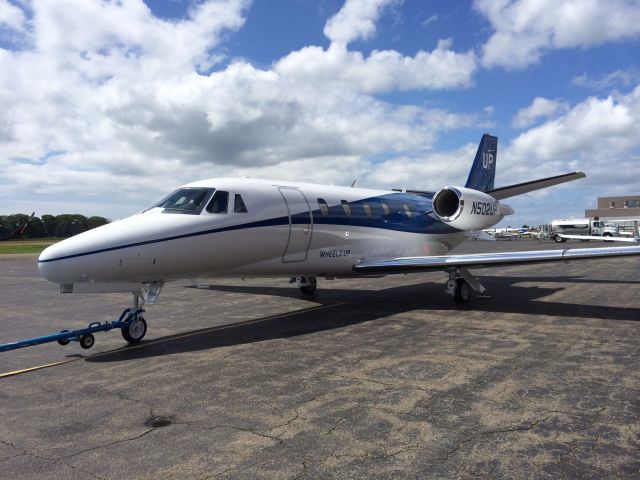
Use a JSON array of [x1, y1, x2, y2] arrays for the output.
[[353, 245, 640, 274]]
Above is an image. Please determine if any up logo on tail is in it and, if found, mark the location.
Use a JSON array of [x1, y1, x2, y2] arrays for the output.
[[482, 152, 494, 170]]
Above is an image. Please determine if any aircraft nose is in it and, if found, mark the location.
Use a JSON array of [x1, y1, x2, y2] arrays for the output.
[[38, 239, 75, 284]]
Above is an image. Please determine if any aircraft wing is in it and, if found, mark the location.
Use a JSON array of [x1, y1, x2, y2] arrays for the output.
[[559, 234, 639, 243], [353, 245, 640, 274]]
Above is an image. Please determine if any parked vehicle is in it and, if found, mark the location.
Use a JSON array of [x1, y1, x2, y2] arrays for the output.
[[550, 219, 619, 243]]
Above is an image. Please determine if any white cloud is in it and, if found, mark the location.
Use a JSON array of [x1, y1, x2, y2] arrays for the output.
[[573, 69, 640, 90], [323, 0, 399, 45], [485, 85, 640, 225], [363, 143, 479, 190], [509, 86, 640, 163], [422, 14, 439, 27], [512, 97, 569, 128], [0, 0, 25, 31], [475, 0, 640, 69], [275, 39, 476, 93], [0, 0, 482, 217]]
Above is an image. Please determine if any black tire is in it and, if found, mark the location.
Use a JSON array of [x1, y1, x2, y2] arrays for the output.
[[299, 276, 317, 294], [603, 233, 613, 242], [554, 235, 564, 243], [79, 333, 95, 350], [121, 316, 147, 344], [453, 278, 471, 304], [57, 330, 70, 346]]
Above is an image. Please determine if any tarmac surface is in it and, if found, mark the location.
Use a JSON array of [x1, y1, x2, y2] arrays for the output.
[[1, 239, 639, 479]]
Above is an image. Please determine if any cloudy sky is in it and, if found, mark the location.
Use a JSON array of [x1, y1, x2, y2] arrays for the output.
[[1, 0, 639, 226]]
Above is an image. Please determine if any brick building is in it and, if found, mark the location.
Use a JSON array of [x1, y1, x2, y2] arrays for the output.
[[585, 195, 640, 221]]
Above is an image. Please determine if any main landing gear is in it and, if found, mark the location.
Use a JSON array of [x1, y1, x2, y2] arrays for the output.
[[445, 268, 485, 304], [292, 276, 317, 294]]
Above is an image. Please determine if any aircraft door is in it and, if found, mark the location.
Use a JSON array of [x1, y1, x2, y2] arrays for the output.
[[278, 187, 313, 263]]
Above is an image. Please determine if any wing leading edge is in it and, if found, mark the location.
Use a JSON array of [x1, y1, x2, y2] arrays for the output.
[[353, 245, 640, 274]]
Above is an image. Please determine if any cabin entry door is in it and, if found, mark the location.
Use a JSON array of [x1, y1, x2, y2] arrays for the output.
[[278, 187, 313, 263]]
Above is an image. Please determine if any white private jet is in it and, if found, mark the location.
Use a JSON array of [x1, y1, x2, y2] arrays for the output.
[[38, 134, 640, 345]]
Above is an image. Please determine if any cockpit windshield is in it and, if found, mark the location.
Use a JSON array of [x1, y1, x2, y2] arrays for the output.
[[151, 188, 214, 214]]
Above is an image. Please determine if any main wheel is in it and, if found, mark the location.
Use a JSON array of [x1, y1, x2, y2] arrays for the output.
[[554, 235, 566, 243], [121, 316, 147, 344], [299, 276, 317, 294], [603, 233, 613, 242], [453, 278, 471, 304], [79, 333, 95, 350]]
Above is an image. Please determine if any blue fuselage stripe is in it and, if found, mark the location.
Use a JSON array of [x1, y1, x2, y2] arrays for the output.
[[39, 192, 461, 263]]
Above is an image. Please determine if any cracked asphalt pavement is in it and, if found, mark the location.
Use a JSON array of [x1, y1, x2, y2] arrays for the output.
[[1, 239, 639, 479]]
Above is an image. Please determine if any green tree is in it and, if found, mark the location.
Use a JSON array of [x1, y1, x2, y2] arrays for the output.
[[86, 216, 109, 230], [54, 214, 88, 237], [42, 214, 58, 237], [26, 216, 45, 237]]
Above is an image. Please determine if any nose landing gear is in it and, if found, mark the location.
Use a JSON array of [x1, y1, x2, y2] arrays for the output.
[[0, 286, 162, 352], [121, 292, 147, 344]]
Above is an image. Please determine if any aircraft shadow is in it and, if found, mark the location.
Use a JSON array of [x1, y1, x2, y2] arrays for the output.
[[87, 275, 640, 362]]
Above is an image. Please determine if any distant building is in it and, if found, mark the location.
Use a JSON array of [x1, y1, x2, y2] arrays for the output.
[[585, 195, 640, 221]]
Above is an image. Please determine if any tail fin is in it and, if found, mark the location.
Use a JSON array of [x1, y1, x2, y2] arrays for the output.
[[465, 133, 497, 192]]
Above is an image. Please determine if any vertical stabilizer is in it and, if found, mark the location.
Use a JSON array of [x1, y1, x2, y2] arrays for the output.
[[465, 134, 497, 192]]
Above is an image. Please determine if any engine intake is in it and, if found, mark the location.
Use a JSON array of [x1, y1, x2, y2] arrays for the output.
[[432, 188, 462, 220], [432, 186, 508, 230]]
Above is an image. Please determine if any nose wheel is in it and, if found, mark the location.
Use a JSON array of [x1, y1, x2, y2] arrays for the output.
[[121, 315, 147, 344]]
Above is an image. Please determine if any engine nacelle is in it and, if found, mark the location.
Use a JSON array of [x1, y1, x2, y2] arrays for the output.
[[432, 186, 511, 231]]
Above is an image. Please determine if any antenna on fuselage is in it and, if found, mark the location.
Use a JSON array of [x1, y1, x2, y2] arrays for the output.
[[350, 179, 358, 188]]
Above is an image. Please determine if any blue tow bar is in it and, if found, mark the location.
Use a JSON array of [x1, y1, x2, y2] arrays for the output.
[[0, 308, 145, 353]]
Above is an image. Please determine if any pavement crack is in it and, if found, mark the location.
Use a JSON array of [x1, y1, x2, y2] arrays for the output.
[[0, 439, 26, 459], [290, 459, 309, 480], [201, 424, 284, 445], [0, 452, 25, 463], [443, 412, 557, 462], [60, 429, 156, 460], [323, 417, 347, 436], [0, 440, 57, 464]]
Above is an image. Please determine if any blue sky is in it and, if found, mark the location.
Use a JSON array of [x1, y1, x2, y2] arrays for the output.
[[1, 0, 639, 226]]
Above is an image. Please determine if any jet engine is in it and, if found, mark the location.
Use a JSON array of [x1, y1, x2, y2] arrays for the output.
[[432, 186, 511, 231]]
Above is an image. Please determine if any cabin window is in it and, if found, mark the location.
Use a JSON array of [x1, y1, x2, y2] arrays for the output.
[[362, 202, 373, 217], [153, 187, 213, 214], [206, 190, 229, 213], [403, 203, 413, 219], [234, 194, 248, 213], [318, 198, 329, 215], [381, 202, 391, 216], [341, 200, 352, 216]]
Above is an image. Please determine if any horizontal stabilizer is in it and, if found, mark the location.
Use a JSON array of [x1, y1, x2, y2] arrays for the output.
[[487, 172, 585, 200], [353, 245, 640, 274]]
